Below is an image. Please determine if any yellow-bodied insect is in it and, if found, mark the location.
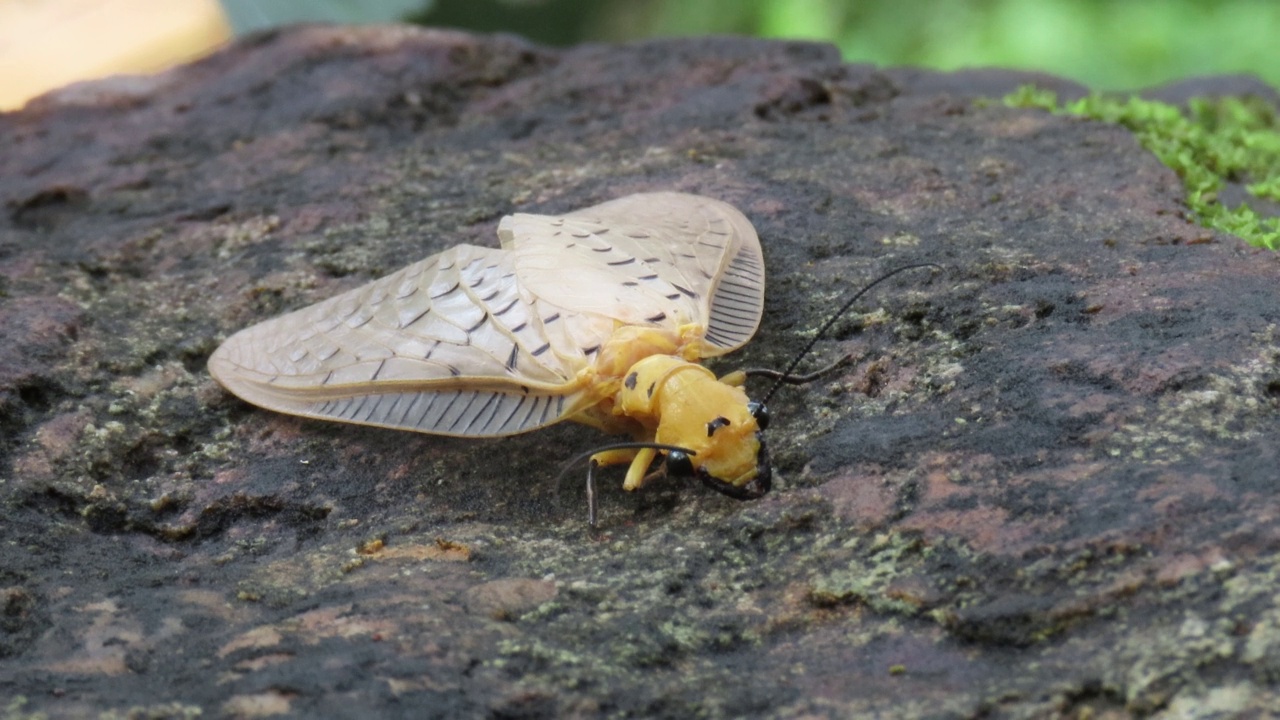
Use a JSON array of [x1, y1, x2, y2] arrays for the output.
[[209, 191, 937, 526], [210, 193, 771, 524]]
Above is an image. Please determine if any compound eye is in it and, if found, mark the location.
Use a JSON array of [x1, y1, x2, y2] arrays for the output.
[[666, 450, 694, 477], [747, 401, 770, 430]]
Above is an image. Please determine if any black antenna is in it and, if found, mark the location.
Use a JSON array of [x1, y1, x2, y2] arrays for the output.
[[555, 441, 697, 482], [761, 263, 942, 405]]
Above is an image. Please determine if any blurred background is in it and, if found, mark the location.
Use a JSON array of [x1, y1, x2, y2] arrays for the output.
[[3, 0, 1277, 110]]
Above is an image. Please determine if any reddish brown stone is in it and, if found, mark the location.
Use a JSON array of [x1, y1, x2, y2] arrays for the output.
[[2, 24, 1279, 718]]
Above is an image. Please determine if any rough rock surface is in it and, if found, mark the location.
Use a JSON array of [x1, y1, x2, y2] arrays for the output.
[[2, 25, 1279, 718]]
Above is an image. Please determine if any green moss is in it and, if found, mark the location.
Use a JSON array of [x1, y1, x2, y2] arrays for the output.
[[807, 531, 932, 617], [99, 704, 204, 720], [2, 696, 47, 720], [1004, 85, 1280, 250]]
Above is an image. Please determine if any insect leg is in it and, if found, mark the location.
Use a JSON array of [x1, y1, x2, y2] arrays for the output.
[[622, 447, 658, 492], [584, 447, 658, 492], [583, 446, 656, 527], [570, 443, 696, 527], [590, 447, 641, 466]]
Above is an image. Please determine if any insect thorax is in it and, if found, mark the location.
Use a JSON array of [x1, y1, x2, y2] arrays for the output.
[[564, 323, 708, 433]]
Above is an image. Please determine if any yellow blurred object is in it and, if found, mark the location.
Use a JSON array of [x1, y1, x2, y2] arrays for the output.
[[0, 0, 232, 110]]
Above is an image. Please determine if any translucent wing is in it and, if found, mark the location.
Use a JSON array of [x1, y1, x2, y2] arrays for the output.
[[208, 243, 593, 437], [208, 192, 765, 437], [501, 192, 765, 355]]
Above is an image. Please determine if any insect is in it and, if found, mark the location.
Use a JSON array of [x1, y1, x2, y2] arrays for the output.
[[208, 192, 937, 526]]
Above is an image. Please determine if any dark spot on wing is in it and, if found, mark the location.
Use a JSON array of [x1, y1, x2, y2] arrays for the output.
[[624, 371, 638, 390]]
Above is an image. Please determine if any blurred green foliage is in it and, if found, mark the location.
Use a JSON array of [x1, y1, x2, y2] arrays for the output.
[[421, 0, 1279, 91], [226, 0, 1278, 91]]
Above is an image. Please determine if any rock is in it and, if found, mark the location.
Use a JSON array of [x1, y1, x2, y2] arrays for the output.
[[2, 24, 1279, 718]]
